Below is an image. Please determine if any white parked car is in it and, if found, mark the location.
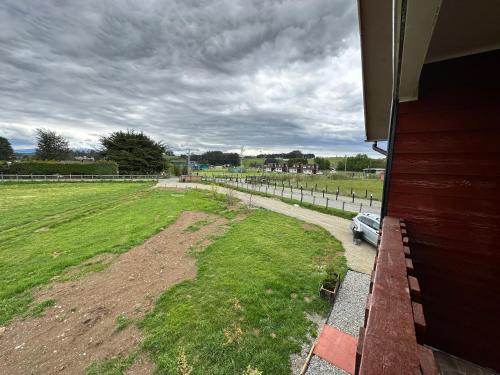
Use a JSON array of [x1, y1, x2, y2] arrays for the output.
[[351, 213, 381, 246]]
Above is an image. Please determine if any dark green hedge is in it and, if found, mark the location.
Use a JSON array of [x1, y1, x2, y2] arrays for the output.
[[0, 161, 118, 175]]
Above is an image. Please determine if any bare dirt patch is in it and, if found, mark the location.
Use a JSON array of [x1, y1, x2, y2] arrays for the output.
[[0, 211, 229, 375]]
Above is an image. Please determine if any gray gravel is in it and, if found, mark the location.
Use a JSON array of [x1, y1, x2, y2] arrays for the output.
[[307, 356, 349, 375], [327, 270, 371, 337], [304, 271, 371, 375]]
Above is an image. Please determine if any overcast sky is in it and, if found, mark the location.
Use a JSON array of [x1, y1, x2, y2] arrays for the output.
[[0, 0, 373, 156]]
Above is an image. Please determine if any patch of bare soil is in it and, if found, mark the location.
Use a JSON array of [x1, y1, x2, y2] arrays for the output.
[[0, 211, 229, 375]]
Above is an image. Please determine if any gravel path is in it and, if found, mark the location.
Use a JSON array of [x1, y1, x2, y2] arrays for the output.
[[305, 271, 371, 375], [307, 356, 349, 375], [327, 271, 371, 336], [156, 179, 376, 274]]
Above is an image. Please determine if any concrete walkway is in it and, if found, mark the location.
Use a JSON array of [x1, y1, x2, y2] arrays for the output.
[[156, 179, 376, 275]]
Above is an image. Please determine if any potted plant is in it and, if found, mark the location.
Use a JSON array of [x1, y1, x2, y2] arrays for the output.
[[319, 264, 340, 303]]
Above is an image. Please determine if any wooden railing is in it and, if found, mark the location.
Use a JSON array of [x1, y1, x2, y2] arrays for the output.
[[355, 217, 439, 374]]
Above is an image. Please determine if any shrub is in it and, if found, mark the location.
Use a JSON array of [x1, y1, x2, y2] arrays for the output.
[[1, 161, 118, 175], [322, 256, 348, 289]]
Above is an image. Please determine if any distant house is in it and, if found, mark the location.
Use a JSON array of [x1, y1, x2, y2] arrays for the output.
[[302, 164, 318, 174], [263, 163, 317, 174], [263, 163, 287, 173], [264, 164, 274, 172]]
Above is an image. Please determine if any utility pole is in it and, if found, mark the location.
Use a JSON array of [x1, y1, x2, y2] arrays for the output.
[[344, 154, 347, 172], [240, 146, 245, 167], [187, 149, 191, 176]]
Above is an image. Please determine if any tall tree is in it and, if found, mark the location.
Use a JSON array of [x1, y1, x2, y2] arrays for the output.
[[314, 157, 331, 170], [0, 137, 14, 161], [100, 130, 166, 174], [336, 154, 386, 171], [287, 158, 308, 166], [35, 129, 71, 160]]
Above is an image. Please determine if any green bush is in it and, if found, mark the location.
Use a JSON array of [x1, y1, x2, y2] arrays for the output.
[[1, 161, 118, 175], [322, 256, 348, 290]]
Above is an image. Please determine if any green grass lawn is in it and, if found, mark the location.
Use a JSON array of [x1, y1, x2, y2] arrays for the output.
[[248, 174, 383, 200], [1, 182, 345, 374], [141, 209, 343, 375], [0, 182, 230, 325]]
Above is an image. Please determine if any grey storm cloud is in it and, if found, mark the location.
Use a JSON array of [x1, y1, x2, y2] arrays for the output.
[[0, 0, 367, 155]]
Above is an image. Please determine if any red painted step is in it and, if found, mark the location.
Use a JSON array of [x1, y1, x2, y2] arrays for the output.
[[313, 324, 358, 374]]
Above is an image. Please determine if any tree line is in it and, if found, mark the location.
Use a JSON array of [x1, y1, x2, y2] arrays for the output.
[[335, 154, 386, 171], [187, 151, 240, 166], [0, 130, 165, 175], [257, 150, 315, 159]]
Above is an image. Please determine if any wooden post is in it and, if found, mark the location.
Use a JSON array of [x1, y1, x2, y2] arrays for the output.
[[326, 198, 329, 208]]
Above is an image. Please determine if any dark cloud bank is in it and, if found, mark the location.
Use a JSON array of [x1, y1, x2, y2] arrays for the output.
[[0, 0, 368, 155]]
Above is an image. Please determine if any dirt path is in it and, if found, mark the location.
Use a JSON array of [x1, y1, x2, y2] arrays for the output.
[[0, 211, 228, 375], [156, 179, 376, 274]]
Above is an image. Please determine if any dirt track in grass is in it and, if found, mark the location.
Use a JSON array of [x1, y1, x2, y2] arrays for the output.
[[0, 211, 229, 375]]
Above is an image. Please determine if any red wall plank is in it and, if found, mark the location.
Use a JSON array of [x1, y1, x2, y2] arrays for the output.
[[387, 49, 500, 371], [390, 174, 500, 199]]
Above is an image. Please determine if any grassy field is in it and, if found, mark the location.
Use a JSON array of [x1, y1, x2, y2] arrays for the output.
[[197, 170, 384, 200], [277, 175, 384, 200], [0, 182, 230, 325], [1, 182, 345, 374], [141, 209, 343, 374]]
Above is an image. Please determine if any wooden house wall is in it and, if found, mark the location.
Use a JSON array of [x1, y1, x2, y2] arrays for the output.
[[387, 50, 500, 371]]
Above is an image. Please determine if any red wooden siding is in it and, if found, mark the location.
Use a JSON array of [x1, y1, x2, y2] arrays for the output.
[[387, 50, 500, 371]]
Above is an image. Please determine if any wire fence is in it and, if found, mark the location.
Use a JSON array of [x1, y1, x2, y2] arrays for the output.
[[204, 176, 381, 215], [0, 174, 159, 182]]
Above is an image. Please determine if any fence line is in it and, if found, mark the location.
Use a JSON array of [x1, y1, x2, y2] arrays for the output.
[[0, 174, 159, 182], [204, 176, 381, 215], [196, 173, 382, 201]]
